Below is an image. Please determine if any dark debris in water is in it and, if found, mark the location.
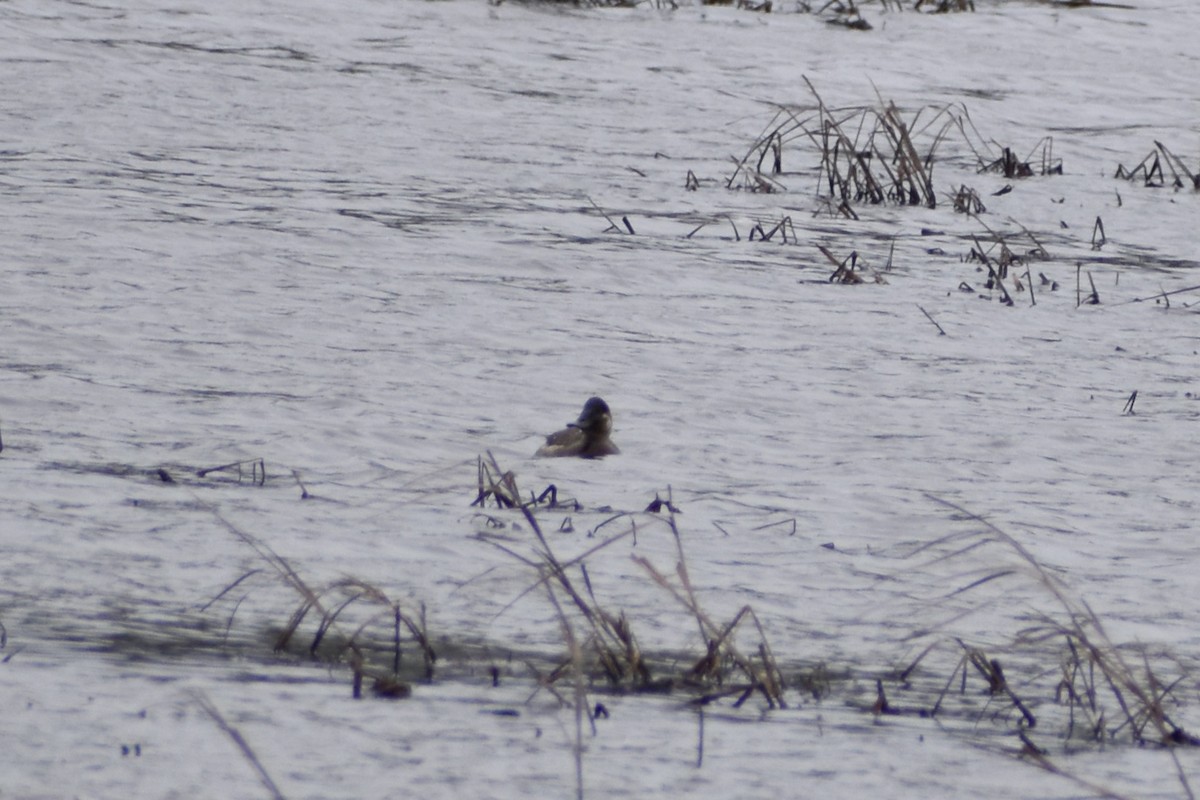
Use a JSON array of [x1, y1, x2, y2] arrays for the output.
[[42, 458, 269, 488]]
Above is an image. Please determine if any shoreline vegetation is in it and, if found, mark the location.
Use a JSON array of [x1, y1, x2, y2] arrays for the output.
[[176, 454, 1198, 800]]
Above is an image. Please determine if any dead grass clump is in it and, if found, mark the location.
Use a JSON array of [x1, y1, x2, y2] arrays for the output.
[[817, 243, 889, 285], [729, 79, 960, 212], [479, 459, 785, 708], [636, 525, 788, 708], [915, 0, 974, 10], [978, 138, 1062, 178], [491, 0, 668, 7], [896, 497, 1199, 795], [473, 452, 580, 511], [808, 83, 948, 209], [813, 0, 975, 16], [962, 216, 1050, 304], [818, 0, 874, 29], [733, 0, 773, 11], [206, 511, 435, 697], [951, 184, 986, 214], [272, 576, 436, 685], [1115, 141, 1200, 190], [477, 470, 651, 690]]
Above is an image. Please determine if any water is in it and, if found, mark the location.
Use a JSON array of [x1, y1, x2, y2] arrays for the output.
[[3, 0, 1200, 796]]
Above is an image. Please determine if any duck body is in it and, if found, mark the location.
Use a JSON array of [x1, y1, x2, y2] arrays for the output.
[[535, 396, 620, 459]]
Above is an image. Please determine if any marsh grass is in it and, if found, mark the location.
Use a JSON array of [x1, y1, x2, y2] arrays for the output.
[[895, 496, 1199, 794], [978, 139, 1062, 178], [206, 510, 435, 695], [914, 0, 974, 9], [634, 518, 788, 709], [473, 451, 580, 511], [962, 215, 1051, 302], [818, 0, 875, 29], [1116, 141, 1200, 190], [951, 184, 986, 214], [201, 457, 1200, 799], [728, 80, 970, 212], [477, 458, 786, 708]]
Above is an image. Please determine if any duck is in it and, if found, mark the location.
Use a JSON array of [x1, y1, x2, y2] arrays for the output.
[[535, 396, 620, 458]]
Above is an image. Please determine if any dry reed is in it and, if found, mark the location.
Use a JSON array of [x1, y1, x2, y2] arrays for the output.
[[206, 510, 434, 696], [1115, 141, 1199, 190], [896, 496, 1199, 795]]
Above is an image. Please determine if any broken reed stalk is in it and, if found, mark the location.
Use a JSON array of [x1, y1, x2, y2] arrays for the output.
[[1122, 391, 1138, 415], [1150, 140, 1198, 190], [918, 305, 947, 335], [1086, 271, 1100, 305], [541, 571, 588, 800], [817, 243, 864, 284], [197, 458, 266, 486], [749, 215, 797, 243], [958, 640, 1037, 728], [1112, 283, 1200, 307], [191, 690, 287, 800], [726, 215, 741, 241], [586, 196, 630, 234], [1116, 141, 1199, 190]]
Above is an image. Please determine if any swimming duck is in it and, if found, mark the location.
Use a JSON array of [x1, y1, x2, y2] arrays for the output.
[[535, 397, 620, 458]]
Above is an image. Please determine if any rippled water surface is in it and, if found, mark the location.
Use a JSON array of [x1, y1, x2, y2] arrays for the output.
[[3, 0, 1200, 797]]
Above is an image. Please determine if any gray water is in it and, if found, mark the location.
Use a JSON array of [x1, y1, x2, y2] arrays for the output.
[[3, 1, 1200, 797]]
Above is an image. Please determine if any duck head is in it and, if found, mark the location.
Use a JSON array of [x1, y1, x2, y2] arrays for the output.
[[568, 396, 614, 438]]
